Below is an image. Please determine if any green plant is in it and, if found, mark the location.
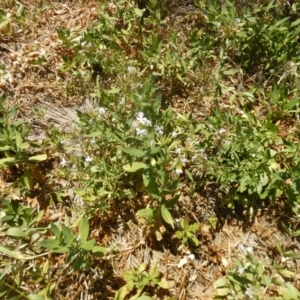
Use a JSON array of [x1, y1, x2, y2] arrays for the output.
[[115, 260, 168, 300], [40, 215, 107, 271], [175, 217, 200, 247], [214, 246, 300, 300]]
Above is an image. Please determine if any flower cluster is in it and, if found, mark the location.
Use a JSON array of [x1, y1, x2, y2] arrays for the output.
[[132, 112, 153, 137]]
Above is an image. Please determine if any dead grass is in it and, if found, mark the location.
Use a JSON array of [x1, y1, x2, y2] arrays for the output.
[[1, 1, 300, 299]]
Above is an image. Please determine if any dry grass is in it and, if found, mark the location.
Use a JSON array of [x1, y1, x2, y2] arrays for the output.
[[1, 1, 300, 299]]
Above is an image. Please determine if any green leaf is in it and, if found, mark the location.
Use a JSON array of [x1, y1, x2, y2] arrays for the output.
[[281, 283, 299, 300], [114, 286, 128, 300], [272, 276, 285, 286], [92, 246, 107, 256], [23, 168, 33, 190], [79, 216, 89, 243], [278, 269, 295, 279], [61, 224, 75, 244], [122, 147, 145, 157], [283, 99, 299, 110], [136, 295, 153, 300], [0, 243, 25, 260], [157, 279, 169, 289], [161, 205, 174, 228], [216, 288, 230, 296], [15, 130, 23, 148], [40, 239, 69, 253], [175, 231, 184, 239], [51, 223, 61, 240], [16, 4, 24, 18], [223, 69, 238, 75], [6, 227, 28, 238], [28, 294, 46, 300], [134, 7, 145, 17], [81, 239, 95, 251], [28, 154, 47, 161], [0, 157, 17, 167], [137, 208, 154, 219], [123, 162, 147, 172]]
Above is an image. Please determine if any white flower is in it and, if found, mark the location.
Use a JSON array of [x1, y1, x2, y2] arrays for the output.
[[132, 120, 139, 128], [119, 98, 125, 105], [149, 140, 155, 147], [175, 148, 181, 154], [281, 256, 287, 263], [136, 112, 152, 127], [236, 18, 241, 23], [216, 128, 226, 135], [245, 287, 254, 299], [188, 254, 195, 260], [246, 246, 253, 254], [238, 244, 245, 252], [60, 158, 67, 167], [191, 155, 197, 162], [155, 125, 164, 136], [181, 157, 188, 165], [178, 257, 188, 268], [175, 169, 183, 175], [127, 66, 136, 74], [237, 266, 244, 275], [85, 156, 93, 162], [171, 131, 178, 138], [136, 128, 147, 137], [91, 138, 96, 144], [98, 107, 106, 114], [60, 138, 65, 145]]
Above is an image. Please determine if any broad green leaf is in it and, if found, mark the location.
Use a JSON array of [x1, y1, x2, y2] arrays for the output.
[[6, 227, 28, 238], [0, 243, 25, 260], [272, 276, 285, 286], [283, 99, 299, 110], [79, 216, 89, 243], [61, 224, 75, 244], [28, 294, 46, 300], [165, 194, 180, 208], [281, 283, 299, 300], [157, 279, 169, 289], [85, 131, 102, 137], [134, 7, 145, 17], [216, 288, 230, 296], [0, 145, 12, 151], [228, 274, 252, 285], [189, 222, 200, 232], [278, 269, 295, 279], [81, 239, 95, 251], [161, 205, 174, 228], [180, 217, 189, 230], [92, 246, 108, 256], [28, 154, 47, 161], [51, 223, 61, 240], [40, 239, 69, 253], [16, 4, 24, 18], [122, 147, 145, 157], [0, 157, 17, 166], [175, 231, 184, 239], [15, 130, 23, 148], [137, 208, 154, 219], [114, 286, 128, 300], [23, 168, 33, 190], [136, 296, 153, 300], [123, 162, 147, 172], [149, 260, 158, 277], [223, 69, 238, 75]]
